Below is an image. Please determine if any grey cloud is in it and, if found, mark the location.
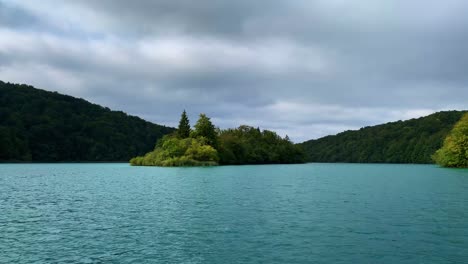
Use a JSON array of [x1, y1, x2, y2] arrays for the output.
[[0, 0, 467, 142], [0, 1, 37, 28], [71, 0, 277, 37]]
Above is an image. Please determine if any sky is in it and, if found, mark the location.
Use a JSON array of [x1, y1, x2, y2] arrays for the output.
[[0, 0, 467, 142]]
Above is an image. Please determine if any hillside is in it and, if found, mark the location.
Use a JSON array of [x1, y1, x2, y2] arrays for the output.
[[299, 111, 467, 164], [0, 81, 174, 162]]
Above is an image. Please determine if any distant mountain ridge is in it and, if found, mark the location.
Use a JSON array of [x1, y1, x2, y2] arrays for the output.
[[299, 111, 467, 164], [2, 80, 465, 164], [0, 81, 174, 162]]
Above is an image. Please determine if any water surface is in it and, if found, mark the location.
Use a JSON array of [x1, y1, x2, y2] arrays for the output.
[[1, 163, 467, 263]]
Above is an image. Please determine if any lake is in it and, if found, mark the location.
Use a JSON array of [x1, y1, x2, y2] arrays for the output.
[[0, 163, 467, 263]]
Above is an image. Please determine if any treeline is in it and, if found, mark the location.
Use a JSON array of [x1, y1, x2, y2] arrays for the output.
[[0, 81, 174, 161], [299, 111, 467, 164], [218, 126, 304, 165], [130, 111, 305, 166]]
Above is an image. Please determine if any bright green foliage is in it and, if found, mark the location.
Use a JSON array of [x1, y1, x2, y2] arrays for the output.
[[299, 111, 467, 164], [130, 136, 218, 166], [0, 81, 174, 162], [131, 113, 306, 166], [185, 138, 219, 162], [433, 113, 468, 168], [191, 114, 218, 148], [177, 110, 191, 138], [218, 125, 305, 165]]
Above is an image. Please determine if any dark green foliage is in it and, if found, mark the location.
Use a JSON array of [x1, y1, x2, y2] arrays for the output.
[[299, 111, 467, 163], [218, 126, 305, 165], [0, 81, 174, 162], [191, 113, 218, 148], [177, 110, 191, 138], [433, 113, 468, 168], [131, 113, 306, 166]]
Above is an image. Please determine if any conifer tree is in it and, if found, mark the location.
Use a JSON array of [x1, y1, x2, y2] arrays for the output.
[[192, 113, 218, 147], [177, 110, 191, 138]]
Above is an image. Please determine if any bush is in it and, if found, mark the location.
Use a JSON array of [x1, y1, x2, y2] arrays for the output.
[[433, 113, 468, 168], [130, 136, 219, 167]]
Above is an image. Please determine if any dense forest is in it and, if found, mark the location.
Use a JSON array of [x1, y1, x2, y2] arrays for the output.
[[130, 111, 305, 166], [433, 113, 468, 168], [0, 81, 174, 162], [2, 80, 465, 165], [299, 111, 467, 164], [218, 126, 304, 165]]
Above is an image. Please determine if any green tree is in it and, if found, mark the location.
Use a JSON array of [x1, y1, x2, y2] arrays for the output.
[[130, 116, 306, 166], [0, 80, 174, 162], [217, 126, 305, 165], [299, 110, 466, 163], [130, 136, 219, 166], [177, 110, 191, 138], [433, 113, 468, 168], [192, 113, 218, 147], [185, 138, 219, 162]]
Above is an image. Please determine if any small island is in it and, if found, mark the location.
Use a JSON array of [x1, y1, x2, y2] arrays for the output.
[[130, 111, 305, 166]]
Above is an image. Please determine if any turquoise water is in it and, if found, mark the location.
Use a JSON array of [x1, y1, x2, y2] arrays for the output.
[[0, 163, 467, 263]]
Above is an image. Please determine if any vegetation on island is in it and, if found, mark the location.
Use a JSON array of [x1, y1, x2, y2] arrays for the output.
[[432, 113, 468, 168], [130, 111, 305, 166], [0, 81, 174, 162], [2, 80, 466, 166], [299, 111, 467, 164], [217, 126, 304, 165]]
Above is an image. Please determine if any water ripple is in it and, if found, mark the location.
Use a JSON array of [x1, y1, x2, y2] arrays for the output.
[[0, 163, 467, 263]]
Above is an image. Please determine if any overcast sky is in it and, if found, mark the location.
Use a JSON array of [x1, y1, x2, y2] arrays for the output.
[[1, 0, 467, 142]]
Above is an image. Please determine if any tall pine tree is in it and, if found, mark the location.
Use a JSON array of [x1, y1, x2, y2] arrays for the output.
[[177, 110, 191, 138]]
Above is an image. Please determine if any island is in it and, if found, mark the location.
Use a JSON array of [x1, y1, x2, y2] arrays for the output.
[[2, 81, 466, 167], [130, 110, 305, 166]]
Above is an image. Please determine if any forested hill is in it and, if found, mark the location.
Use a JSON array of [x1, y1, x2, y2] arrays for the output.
[[299, 111, 467, 164], [0, 81, 174, 162]]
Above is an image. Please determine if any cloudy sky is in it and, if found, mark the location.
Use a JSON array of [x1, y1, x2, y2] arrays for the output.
[[1, 0, 467, 142]]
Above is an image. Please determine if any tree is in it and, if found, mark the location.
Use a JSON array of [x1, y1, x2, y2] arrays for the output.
[[129, 136, 219, 166], [177, 110, 191, 138], [130, 117, 306, 167], [299, 110, 466, 163], [217, 126, 305, 165], [185, 138, 219, 162], [0, 81, 174, 162], [433, 113, 468, 168], [192, 113, 218, 147]]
